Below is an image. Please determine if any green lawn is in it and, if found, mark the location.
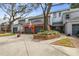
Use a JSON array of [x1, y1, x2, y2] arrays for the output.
[[0, 33, 15, 37]]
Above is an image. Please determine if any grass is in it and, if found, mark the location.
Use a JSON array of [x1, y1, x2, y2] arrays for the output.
[[51, 37, 75, 47], [0, 33, 15, 37], [0, 33, 16, 43]]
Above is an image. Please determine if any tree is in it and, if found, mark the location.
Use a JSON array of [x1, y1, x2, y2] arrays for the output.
[[71, 3, 79, 9], [39, 3, 52, 30], [0, 3, 37, 32]]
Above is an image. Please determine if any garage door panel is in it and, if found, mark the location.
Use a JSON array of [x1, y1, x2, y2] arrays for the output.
[[72, 24, 79, 35]]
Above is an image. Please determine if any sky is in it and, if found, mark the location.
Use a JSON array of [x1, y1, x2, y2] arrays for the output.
[[0, 3, 71, 24], [27, 3, 71, 17]]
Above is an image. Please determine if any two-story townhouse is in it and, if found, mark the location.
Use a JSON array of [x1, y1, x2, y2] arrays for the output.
[[50, 10, 69, 33], [62, 8, 79, 35]]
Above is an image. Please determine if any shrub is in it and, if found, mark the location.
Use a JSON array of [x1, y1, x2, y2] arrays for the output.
[[40, 29, 45, 32], [37, 30, 60, 35], [33, 30, 60, 40]]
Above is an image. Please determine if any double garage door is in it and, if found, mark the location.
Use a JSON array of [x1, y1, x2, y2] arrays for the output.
[[72, 24, 79, 35]]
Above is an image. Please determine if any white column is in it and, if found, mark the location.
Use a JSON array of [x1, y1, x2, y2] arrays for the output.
[[49, 14, 53, 26], [11, 24, 13, 33], [65, 23, 72, 35]]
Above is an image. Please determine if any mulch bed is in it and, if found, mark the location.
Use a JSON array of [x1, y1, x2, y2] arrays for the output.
[[33, 34, 60, 41], [50, 38, 76, 48]]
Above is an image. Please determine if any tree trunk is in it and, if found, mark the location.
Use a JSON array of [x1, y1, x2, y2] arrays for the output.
[[43, 3, 52, 31], [44, 15, 48, 30]]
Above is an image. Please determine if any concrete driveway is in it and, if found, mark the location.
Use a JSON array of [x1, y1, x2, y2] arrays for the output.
[[0, 34, 74, 56]]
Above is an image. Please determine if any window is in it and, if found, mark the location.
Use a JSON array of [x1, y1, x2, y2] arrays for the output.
[[19, 19, 25, 24], [59, 12, 61, 17], [53, 12, 57, 18], [65, 14, 70, 19]]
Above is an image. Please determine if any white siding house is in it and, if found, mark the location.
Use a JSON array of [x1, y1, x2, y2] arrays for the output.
[[27, 15, 44, 25], [52, 12, 63, 23], [11, 18, 26, 33], [50, 11, 65, 33], [63, 8, 79, 35]]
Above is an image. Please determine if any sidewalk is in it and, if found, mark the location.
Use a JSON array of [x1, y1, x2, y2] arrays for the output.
[[0, 40, 28, 56], [0, 34, 79, 56], [39, 34, 79, 56], [52, 45, 79, 56], [0, 35, 68, 56], [24, 41, 68, 56]]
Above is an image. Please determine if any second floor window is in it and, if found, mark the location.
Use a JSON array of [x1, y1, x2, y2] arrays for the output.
[[65, 14, 70, 19]]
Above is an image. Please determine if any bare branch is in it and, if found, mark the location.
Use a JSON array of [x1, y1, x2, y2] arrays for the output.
[[0, 5, 11, 16]]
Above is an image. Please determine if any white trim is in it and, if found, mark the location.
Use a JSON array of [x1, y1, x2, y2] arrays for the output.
[[62, 8, 79, 14]]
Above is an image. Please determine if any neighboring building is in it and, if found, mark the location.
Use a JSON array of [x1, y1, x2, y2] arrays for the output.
[[0, 22, 10, 32], [12, 18, 26, 33], [24, 15, 50, 33], [11, 24, 20, 33], [62, 8, 79, 35]]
